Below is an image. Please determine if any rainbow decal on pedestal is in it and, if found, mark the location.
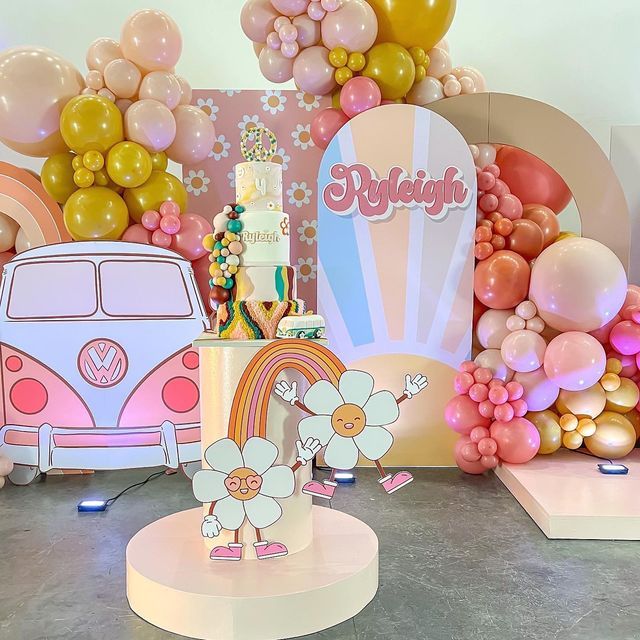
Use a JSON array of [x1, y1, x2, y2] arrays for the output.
[[227, 339, 346, 446]]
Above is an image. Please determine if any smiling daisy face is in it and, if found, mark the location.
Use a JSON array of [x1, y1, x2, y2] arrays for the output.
[[298, 371, 400, 470]]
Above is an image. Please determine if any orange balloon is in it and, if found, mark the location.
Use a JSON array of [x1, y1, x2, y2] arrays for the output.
[[623, 408, 640, 443], [506, 218, 544, 261], [474, 250, 531, 310], [585, 411, 636, 459], [522, 204, 560, 248]]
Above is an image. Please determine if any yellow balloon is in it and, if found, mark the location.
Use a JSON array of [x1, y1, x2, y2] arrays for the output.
[[585, 411, 637, 459], [72, 155, 84, 171], [368, 0, 456, 50], [329, 47, 348, 68], [526, 410, 562, 455], [94, 168, 110, 187], [335, 67, 354, 86], [41, 153, 78, 203], [73, 167, 95, 188], [362, 43, 415, 100], [555, 384, 606, 419], [576, 418, 597, 437], [63, 186, 129, 240], [123, 170, 188, 223], [331, 90, 342, 110], [107, 141, 153, 189], [83, 150, 105, 172], [604, 377, 639, 413], [562, 431, 583, 450], [150, 152, 168, 171], [60, 95, 124, 154], [347, 52, 366, 72]]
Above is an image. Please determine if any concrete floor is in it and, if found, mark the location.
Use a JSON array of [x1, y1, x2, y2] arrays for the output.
[[1, 468, 639, 640]]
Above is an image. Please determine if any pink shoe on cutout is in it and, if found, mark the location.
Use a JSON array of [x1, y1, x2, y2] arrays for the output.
[[302, 479, 337, 500], [210, 543, 243, 561], [254, 540, 288, 560], [380, 471, 413, 495]]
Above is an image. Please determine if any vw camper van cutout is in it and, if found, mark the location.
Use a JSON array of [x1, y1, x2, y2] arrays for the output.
[[276, 314, 325, 340]]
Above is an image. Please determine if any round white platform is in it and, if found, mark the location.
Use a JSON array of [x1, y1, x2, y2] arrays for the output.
[[126, 506, 379, 640]]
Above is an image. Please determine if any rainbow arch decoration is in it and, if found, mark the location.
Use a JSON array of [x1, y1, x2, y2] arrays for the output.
[[227, 339, 346, 447]]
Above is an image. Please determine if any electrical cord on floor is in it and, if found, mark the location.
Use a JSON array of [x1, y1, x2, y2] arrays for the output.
[[569, 448, 614, 465], [104, 469, 169, 507]]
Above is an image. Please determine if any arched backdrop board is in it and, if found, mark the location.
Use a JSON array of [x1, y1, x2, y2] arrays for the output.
[[318, 104, 476, 466]]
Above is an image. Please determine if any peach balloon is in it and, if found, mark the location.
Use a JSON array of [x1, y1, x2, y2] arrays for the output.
[[474, 348, 514, 383], [259, 47, 295, 83], [513, 367, 560, 412], [125, 99, 177, 152], [475, 309, 513, 349], [474, 250, 531, 310], [175, 76, 192, 105], [241, 0, 280, 42], [522, 203, 560, 248], [166, 105, 216, 165], [505, 218, 544, 261], [104, 59, 142, 99], [86, 38, 122, 72], [293, 46, 337, 96], [426, 47, 452, 78], [139, 71, 182, 110], [121, 9, 182, 72], [490, 417, 540, 464], [501, 329, 547, 373], [530, 237, 627, 333], [0, 213, 19, 252], [544, 332, 606, 392], [321, 0, 378, 53], [406, 77, 444, 106]]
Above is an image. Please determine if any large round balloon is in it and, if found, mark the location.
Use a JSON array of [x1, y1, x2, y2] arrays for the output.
[[474, 250, 530, 310], [585, 412, 637, 459], [490, 417, 540, 464], [604, 378, 640, 414], [106, 141, 153, 188], [495, 146, 571, 213], [529, 237, 627, 332], [500, 329, 547, 374], [368, 0, 456, 51], [60, 95, 124, 155], [362, 43, 415, 101], [293, 46, 337, 96], [444, 394, 490, 435], [556, 384, 606, 419], [41, 152, 78, 203], [321, 0, 379, 53], [522, 204, 560, 248], [526, 410, 562, 455], [63, 187, 129, 240], [166, 105, 216, 165], [124, 170, 188, 223], [259, 47, 295, 83], [475, 309, 513, 349], [241, 0, 280, 42], [454, 435, 486, 475], [513, 367, 559, 412], [125, 99, 177, 153], [0, 47, 83, 156]]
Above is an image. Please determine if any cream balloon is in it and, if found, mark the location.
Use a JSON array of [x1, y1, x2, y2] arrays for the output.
[[475, 144, 497, 169], [176, 76, 193, 105], [474, 348, 514, 383], [426, 47, 452, 78], [501, 329, 547, 373], [475, 309, 513, 349], [15, 228, 33, 253], [86, 38, 122, 72], [406, 76, 444, 105], [0, 213, 19, 252], [138, 71, 182, 110], [103, 58, 142, 99]]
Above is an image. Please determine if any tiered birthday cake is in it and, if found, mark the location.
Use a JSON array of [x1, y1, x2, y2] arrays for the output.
[[205, 129, 305, 339]]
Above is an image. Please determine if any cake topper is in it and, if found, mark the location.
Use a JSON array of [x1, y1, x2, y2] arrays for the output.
[[240, 126, 278, 162]]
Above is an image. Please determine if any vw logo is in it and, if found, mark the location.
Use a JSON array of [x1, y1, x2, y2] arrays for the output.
[[78, 339, 128, 388]]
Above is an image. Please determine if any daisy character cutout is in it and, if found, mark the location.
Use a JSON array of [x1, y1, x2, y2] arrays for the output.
[[274, 371, 428, 500], [193, 436, 321, 561]]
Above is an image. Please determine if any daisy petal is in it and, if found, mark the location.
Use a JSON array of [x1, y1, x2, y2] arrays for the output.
[[298, 415, 334, 445], [244, 494, 283, 529], [354, 426, 394, 461], [192, 469, 229, 503], [339, 370, 374, 407], [260, 465, 295, 498], [213, 495, 246, 530], [324, 434, 359, 470], [303, 380, 343, 415], [242, 437, 278, 475], [363, 391, 400, 426], [204, 438, 243, 473]]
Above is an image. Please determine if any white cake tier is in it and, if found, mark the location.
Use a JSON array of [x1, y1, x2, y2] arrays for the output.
[[240, 210, 290, 266], [235, 161, 283, 212]]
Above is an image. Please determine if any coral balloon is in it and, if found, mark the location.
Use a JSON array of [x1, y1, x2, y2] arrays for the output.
[[543, 332, 606, 392], [454, 436, 486, 475], [107, 141, 153, 188], [406, 76, 444, 105], [310, 108, 349, 150], [505, 219, 544, 261], [171, 214, 213, 261], [63, 187, 129, 240], [474, 349, 514, 383], [125, 99, 177, 153], [522, 204, 559, 248], [340, 77, 381, 118], [368, 0, 456, 51], [513, 367, 559, 412], [500, 330, 547, 374], [475, 309, 513, 349], [241, 0, 280, 42], [103, 59, 142, 99], [124, 170, 188, 223], [526, 410, 562, 454], [0, 47, 84, 157], [556, 384, 606, 419], [604, 378, 640, 414], [444, 394, 490, 436], [86, 38, 122, 72], [529, 237, 627, 332], [293, 46, 337, 96], [41, 153, 78, 204], [585, 412, 637, 459], [138, 71, 182, 110], [166, 105, 216, 165], [259, 47, 295, 83], [321, 0, 378, 53], [122, 223, 152, 245], [120, 9, 182, 72], [362, 43, 415, 101], [474, 250, 530, 310], [490, 417, 540, 464]]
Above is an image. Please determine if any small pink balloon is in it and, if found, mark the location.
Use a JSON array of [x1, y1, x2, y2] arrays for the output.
[[617, 352, 638, 378], [511, 398, 528, 417], [321, 0, 378, 52], [477, 171, 496, 191], [516, 300, 537, 320], [480, 455, 499, 470], [141, 210, 161, 231], [267, 31, 283, 49], [274, 16, 292, 30], [138, 71, 182, 110], [485, 164, 500, 177], [166, 105, 216, 165], [470, 426, 490, 443], [279, 23, 299, 43], [86, 70, 104, 90], [454, 437, 486, 475], [491, 418, 540, 464], [281, 41, 300, 58], [426, 47, 452, 78], [609, 320, 640, 355], [259, 47, 294, 83], [444, 394, 491, 435], [478, 400, 495, 419], [160, 214, 181, 235], [271, 0, 310, 16], [498, 194, 524, 220], [479, 193, 498, 213], [488, 379, 504, 389], [103, 58, 141, 99], [310, 108, 349, 150], [241, 0, 280, 41], [122, 223, 152, 244], [494, 403, 515, 423], [307, 2, 326, 20], [152, 229, 172, 248], [460, 361, 478, 374], [469, 383, 489, 403], [490, 178, 510, 198], [505, 381, 524, 401], [621, 286, 640, 318], [115, 98, 133, 115], [82, 88, 97, 96], [477, 437, 498, 457], [506, 315, 526, 332], [526, 317, 545, 334], [171, 213, 213, 261], [293, 14, 321, 47], [443, 79, 461, 97], [473, 367, 493, 385], [453, 372, 475, 395], [513, 367, 559, 412], [321, 0, 340, 10], [488, 386, 509, 406], [176, 76, 192, 105], [160, 200, 181, 217], [228, 241, 243, 255], [340, 76, 382, 118], [97, 88, 116, 102], [125, 99, 177, 152], [461, 442, 481, 463], [293, 46, 336, 96]]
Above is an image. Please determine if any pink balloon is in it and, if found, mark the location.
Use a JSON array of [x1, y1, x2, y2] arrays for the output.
[[470, 426, 490, 443], [461, 442, 481, 462], [513, 367, 559, 411], [125, 99, 176, 152], [152, 229, 172, 248], [543, 332, 606, 391], [479, 193, 498, 214], [500, 329, 547, 373], [478, 400, 495, 420], [340, 76, 381, 118], [489, 178, 510, 198], [609, 320, 640, 355], [469, 383, 489, 403], [171, 213, 213, 261], [477, 437, 497, 457], [293, 46, 337, 96], [115, 98, 134, 115], [165, 105, 216, 166], [122, 224, 152, 244], [497, 194, 523, 220], [293, 14, 321, 47], [86, 70, 104, 90], [480, 454, 499, 470], [426, 47, 452, 78], [160, 201, 181, 217], [494, 403, 515, 423], [141, 210, 161, 231], [488, 385, 508, 405], [241, 0, 280, 41], [621, 285, 640, 319], [505, 381, 524, 401], [511, 399, 528, 417], [103, 58, 142, 99], [589, 314, 620, 344], [321, 0, 378, 52], [138, 71, 182, 110], [310, 108, 349, 149], [86, 38, 122, 72], [454, 437, 487, 474], [259, 47, 295, 83], [271, 0, 310, 16], [473, 367, 493, 385], [460, 361, 478, 374], [491, 418, 540, 464], [121, 9, 182, 72], [176, 76, 193, 106], [444, 394, 491, 436], [160, 214, 181, 235], [453, 372, 475, 394], [477, 171, 496, 192]]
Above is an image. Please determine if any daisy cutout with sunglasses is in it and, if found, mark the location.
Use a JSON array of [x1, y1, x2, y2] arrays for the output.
[[274, 370, 428, 500], [193, 436, 321, 561]]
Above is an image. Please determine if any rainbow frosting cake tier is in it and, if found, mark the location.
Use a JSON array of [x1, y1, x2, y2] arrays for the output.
[[233, 266, 297, 302], [216, 300, 306, 340]]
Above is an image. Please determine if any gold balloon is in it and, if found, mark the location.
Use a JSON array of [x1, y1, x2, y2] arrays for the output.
[[576, 418, 596, 437], [63, 186, 129, 240], [60, 95, 124, 154], [331, 90, 342, 110], [150, 152, 168, 171], [624, 408, 640, 443], [555, 384, 606, 419], [585, 411, 637, 459], [562, 431, 583, 450], [368, 0, 456, 51], [123, 170, 188, 223], [73, 167, 95, 188], [41, 153, 78, 203], [83, 150, 105, 172], [107, 141, 153, 188], [362, 43, 416, 100], [604, 377, 639, 413], [527, 410, 562, 455]]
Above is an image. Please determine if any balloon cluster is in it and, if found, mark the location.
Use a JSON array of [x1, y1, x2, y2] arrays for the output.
[[0, 454, 13, 489], [241, 0, 473, 149]]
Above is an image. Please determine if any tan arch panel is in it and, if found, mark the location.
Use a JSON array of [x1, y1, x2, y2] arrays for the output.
[[426, 93, 630, 270]]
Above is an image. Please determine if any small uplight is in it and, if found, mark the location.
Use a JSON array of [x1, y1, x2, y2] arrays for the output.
[[77, 499, 109, 512], [597, 463, 629, 476], [334, 471, 355, 484]]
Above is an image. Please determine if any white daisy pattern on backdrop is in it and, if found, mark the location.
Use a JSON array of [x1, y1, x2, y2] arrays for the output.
[[227, 170, 236, 189], [287, 181, 312, 208], [238, 115, 265, 132], [184, 170, 210, 197], [298, 371, 399, 470], [298, 219, 317, 245], [196, 97, 219, 122], [272, 147, 291, 171], [297, 257, 317, 283], [261, 90, 287, 115], [292, 124, 314, 150], [209, 134, 231, 161], [296, 92, 320, 112], [193, 437, 295, 530], [219, 89, 242, 97]]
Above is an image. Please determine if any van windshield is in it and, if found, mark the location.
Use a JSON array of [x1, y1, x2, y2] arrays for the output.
[[100, 260, 193, 318], [8, 261, 98, 319]]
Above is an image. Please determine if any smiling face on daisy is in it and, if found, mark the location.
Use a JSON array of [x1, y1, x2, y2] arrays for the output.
[[299, 371, 400, 470], [225, 467, 263, 501]]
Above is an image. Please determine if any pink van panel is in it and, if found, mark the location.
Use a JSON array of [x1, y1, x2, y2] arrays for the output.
[[52, 431, 162, 448], [176, 426, 201, 445], [4, 428, 38, 446]]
